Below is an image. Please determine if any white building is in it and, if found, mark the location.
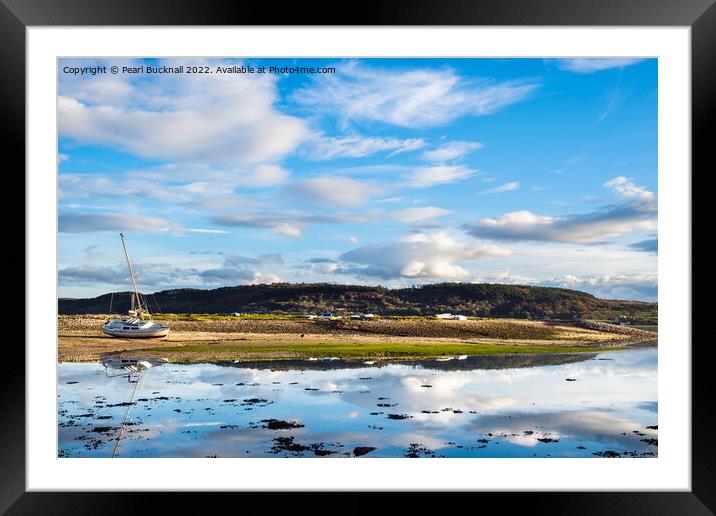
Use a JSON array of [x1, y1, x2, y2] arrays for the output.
[[435, 313, 467, 320]]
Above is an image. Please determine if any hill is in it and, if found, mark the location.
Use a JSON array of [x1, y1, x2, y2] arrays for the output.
[[58, 282, 657, 323]]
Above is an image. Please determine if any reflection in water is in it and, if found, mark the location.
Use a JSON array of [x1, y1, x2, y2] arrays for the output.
[[58, 348, 657, 458]]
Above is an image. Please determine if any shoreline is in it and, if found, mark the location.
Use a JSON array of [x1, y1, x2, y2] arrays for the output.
[[58, 315, 657, 363]]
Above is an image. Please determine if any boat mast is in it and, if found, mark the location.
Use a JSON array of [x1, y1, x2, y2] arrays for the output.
[[120, 233, 144, 317]]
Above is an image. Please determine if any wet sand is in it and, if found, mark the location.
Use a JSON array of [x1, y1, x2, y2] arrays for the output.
[[58, 315, 657, 362]]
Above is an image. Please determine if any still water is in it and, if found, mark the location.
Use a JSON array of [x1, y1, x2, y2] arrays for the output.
[[58, 347, 657, 458]]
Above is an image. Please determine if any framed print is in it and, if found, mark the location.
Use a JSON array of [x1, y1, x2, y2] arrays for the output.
[[5, 0, 712, 512]]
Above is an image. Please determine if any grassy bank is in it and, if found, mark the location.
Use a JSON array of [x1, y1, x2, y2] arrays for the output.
[[135, 341, 621, 362]]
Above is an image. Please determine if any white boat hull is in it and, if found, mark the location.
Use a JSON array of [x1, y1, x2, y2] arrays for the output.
[[102, 326, 169, 338]]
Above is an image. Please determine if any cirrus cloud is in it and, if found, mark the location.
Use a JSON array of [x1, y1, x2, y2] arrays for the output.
[[556, 58, 645, 74], [293, 61, 539, 128], [303, 134, 426, 160], [406, 165, 478, 188], [421, 140, 483, 162], [480, 181, 520, 195]]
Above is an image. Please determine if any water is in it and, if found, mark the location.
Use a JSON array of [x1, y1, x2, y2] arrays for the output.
[[58, 348, 658, 458]]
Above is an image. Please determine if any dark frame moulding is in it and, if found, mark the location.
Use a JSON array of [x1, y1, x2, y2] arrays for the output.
[[3, 0, 711, 513]]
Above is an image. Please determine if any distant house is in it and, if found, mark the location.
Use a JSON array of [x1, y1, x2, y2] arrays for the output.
[[617, 315, 633, 325], [435, 313, 467, 320], [318, 313, 341, 320], [230, 312, 242, 316]]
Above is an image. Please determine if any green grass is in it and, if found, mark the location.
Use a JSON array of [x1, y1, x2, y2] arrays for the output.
[[153, 313, 304, 321], [381, 315, 434, 320], [137, 341, 621, 359]]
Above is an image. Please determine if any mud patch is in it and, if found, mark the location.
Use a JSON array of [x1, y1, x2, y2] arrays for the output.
[[353, 446, 377, 457], [593, 450, 621, 458], [90, 426, 116, 433], [257, 419, 305, 430]]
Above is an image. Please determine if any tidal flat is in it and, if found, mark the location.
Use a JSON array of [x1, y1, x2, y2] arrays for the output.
[[58, 347, 658, 458], [58, 315, 656, 362]]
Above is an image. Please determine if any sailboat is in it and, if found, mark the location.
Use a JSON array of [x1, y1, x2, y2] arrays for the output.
[[101, 233, 170, 338]]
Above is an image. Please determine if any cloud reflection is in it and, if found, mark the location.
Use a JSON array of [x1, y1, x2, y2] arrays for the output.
[[58, 348, 657, 458]]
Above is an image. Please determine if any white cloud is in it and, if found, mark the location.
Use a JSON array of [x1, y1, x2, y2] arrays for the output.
[[209, 214, 304, 238], [59, 212, 179, 234], [59, 261, 204, 288], [242, 164, 290, 187], [557, 58, 645, 74], [407, 165, 478, 187], [541, 273, 657, 301], [59, 265, 129, 285], [58, 59, 310, 165], [60, 163, 291, 211], [480, 181, 520, 194], [293, 61, 538, 128], [288, 176, 378, 206], [603, 176, 655, 202], [58, 253, 286, 288], [421, 141, 483, 162], [460, 239, 657, 300], [304, 134, 425, 160], [273, 222, 302, 238], [198, 253, 284, 285], [465, 177, 657, 244], [188, 228, 229, 234], [59, 59, 143, 106], [392, 206, 452, 223], [340, 231, 512, 280], [211, 211, 373, 238], [466, 208, 655, 244], [308, 259, 340, 274]]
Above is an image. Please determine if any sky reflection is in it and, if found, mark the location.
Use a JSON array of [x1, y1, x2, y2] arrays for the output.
[[58, 348, 657, 458]]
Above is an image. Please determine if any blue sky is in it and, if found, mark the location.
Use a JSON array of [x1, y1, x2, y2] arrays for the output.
[[58, 57, 657, 301]]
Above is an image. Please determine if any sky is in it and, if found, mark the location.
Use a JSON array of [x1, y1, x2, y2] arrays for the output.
[[57, 57, 657, 301]]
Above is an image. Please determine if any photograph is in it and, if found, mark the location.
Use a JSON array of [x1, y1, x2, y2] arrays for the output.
[[56, 56, 659, 459]]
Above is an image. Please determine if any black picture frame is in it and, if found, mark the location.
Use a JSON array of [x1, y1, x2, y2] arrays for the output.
[[4, 0, 710, 512]]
